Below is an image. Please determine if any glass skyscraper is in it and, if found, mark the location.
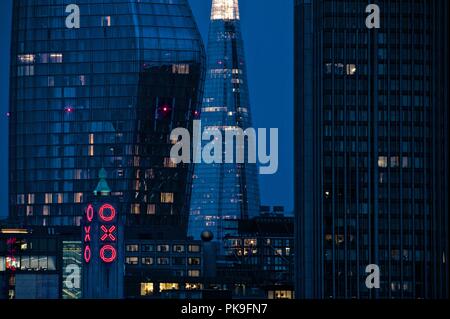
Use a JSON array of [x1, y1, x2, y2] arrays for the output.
[[188, 0, 260, 242], [295, 0, 449, 298], [9, 0, 205, 232]]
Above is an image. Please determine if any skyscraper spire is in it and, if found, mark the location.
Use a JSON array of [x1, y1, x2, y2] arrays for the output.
[[188, 0, 260, 244], [211, 0, 240, 21]]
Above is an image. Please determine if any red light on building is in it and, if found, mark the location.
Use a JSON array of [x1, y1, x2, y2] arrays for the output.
[[99, 204, 116, 222], [64, 106, 74, 113], [100, 245, 117, 263]]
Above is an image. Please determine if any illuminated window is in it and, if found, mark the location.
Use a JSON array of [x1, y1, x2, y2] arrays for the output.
[[140, 283, 154, 296], [42, 206, 50, 216], [188, 245, 201, 253], [188, 270, 200, 278], [126, 245, 139, 252], [131, 204, 140, 215], [157, 245, 170, 252], [188, 258, 201, 265], [79, 75, 86, 86], [147, 204, 156, 215], [378, 156, 388, 168], [88, 146, 94, 157], [159, 283, 179, 291], [173, 245, 185, 253], [49, 53, 63, 63], [202, 107, 228, 113], [18, 54, 35, 64], [101, 16, 111, 27], [28, 194, 35, 204], [142, 257, 153, 266], [161, 193, 174, 204], [346, 64, 357, 75], [126, 257, 139, 265], [172, 64, 190, 74], [185, 283, 202, 290], [164, 158, 177, 168], [74, 193, 83, 203], [268, 290, 293, 300], [244, 239, 257, 247]]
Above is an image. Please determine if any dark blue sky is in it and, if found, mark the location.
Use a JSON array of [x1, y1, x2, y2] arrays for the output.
[[0, 0, 293, 218]]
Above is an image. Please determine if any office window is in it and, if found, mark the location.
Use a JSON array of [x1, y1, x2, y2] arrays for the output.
[[18, 54, 35, 64], [164, 158, 177, 168], [142, 257, 154, 266], [157, 257, 170, 265], [126, 245, 139, 252], [185, 283, 202, 290], [188, 270, 200, 278], [101, 16, 111, 27], [126, 257, 139, 265], [188, 245, 201, 253], [131, 204, 140, 215], [74, 193, 83, 203], [188, 257, 200, 265], [142, 244, 154, 252], [49, 53, 63, 63], [140, 283, 154, 296], [157, 245, 170, 252], [172, 64, 190, 75], [159, 283, 179, 291], [346, 64, 357, 75], [173, 245, 185, 253], [378, 156, 388, 168], [147, 204, 156, 215], [161, 193, 174, 204]]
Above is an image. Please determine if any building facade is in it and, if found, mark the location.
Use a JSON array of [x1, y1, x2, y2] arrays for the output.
[[188, 0, 261, 243], [295, 0, 449, 299], [9, 0, 205, 233]]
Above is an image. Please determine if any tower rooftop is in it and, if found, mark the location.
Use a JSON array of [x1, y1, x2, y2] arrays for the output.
[[211, 0, 240, 21]]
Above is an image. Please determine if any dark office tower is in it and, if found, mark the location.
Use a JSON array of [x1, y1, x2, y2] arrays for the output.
[[9, 1, 205, 231], [295, 0, 449, 299], [188, 0, 260, 242]]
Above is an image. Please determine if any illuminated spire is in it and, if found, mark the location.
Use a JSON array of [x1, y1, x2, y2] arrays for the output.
[[211, 0, 240, 21]]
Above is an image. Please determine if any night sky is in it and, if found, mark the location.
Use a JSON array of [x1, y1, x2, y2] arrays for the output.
[[0, 0, 293, 219]]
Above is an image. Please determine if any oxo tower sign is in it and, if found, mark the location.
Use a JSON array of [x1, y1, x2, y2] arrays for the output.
[[82, 201, 124, 299], [83, 203, 118, 264]]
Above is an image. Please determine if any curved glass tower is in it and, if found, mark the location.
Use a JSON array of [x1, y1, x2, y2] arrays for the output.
[[188, 0, 260, 242], [9, 0, 205, 230]]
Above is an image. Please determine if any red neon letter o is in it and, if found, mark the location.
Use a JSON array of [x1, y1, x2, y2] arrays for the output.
[[100, 245, 117, 263], [84, 245, 91, 263], [99, 204, 116, 222], [86, 205, 94, 222]]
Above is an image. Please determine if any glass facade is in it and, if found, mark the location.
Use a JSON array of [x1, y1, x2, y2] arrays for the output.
[[9, 0, 205, 231], [188, 0, 260, 242], [295, 0, 449, 298]]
